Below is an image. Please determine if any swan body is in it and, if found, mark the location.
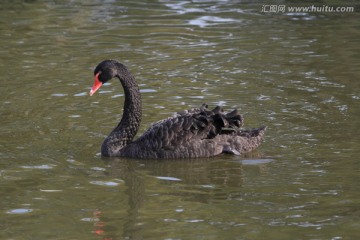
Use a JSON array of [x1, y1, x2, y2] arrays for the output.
[[90, 60, 266, 159]]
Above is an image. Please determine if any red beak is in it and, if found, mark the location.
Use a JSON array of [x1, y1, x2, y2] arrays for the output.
[[89, 72, 102, 96]]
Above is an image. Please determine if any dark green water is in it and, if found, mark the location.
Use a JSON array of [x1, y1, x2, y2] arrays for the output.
[[1, 1, 359, 239]]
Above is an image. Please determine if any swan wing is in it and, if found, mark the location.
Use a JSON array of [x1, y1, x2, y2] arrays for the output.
[[124, 104, 265, 158]]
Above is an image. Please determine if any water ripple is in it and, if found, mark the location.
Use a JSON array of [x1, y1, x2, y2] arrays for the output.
[[89, 180, 122, 187], [20, 164, 56, 169], [156, 176, 182, 181], [189, 16, 239, 28], [6, 208, 33, 214]]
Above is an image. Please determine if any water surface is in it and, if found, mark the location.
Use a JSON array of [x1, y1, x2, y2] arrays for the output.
[[0, 0, 360, 239]]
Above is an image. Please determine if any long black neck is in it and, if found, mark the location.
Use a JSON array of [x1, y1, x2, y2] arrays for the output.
[[101, 63, 142, 157]]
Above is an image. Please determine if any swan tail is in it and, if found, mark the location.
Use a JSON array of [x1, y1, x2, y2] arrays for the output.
[[195, 105, 266, 156], [221, 126, 267, 155]]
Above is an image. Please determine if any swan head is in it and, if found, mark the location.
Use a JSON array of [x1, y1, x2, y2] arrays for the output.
[[90, 60, 121, 96]]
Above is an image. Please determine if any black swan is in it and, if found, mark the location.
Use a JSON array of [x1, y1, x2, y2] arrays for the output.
[[89, 60, 266, 159]]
